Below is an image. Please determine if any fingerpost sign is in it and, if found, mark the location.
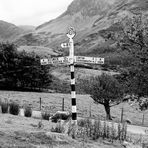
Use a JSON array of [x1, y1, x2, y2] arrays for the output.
[[40, 27, 104, 138]]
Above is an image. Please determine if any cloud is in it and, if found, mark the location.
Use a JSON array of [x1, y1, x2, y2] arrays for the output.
[[0, 0, 73, 26]]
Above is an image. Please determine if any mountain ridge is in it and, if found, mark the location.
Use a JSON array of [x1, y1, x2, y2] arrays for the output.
[[0, 20, 24, 41], [1, 0, 148, 57], [0, 20, 35, 42], [36, 0, 117, 34]]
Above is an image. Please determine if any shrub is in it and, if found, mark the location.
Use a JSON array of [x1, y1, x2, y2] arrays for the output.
[[1, 101, 9, 113], [51, 123, 64, 133], [50, 112, 71, 123], [139, 97, 148, 111], [78, 118, 91, 127], [9, 102, 19, 115], [24, 106, 32, 117], [42, 111, 51, 120]]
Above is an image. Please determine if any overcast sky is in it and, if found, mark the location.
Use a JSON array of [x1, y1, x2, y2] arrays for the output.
[[0, 0, 73, 26]]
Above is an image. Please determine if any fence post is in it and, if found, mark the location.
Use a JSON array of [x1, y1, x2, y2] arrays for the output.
[[89, 103, 91, 118], [121, 107, 124, 123], [142, 113, 144, 125], [62, 98, 64, 111], [40, 97, 41, 111]]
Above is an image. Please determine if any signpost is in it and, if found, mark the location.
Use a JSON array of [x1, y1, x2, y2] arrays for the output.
[[75, 56, 104, 64], [40, 59, 49, 65], [40, 27, 104, 137]]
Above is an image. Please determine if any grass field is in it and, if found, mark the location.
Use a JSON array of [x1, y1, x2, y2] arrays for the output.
[[51, 66, 120, 81], [0, 90, 147, 147], [0, 97, 125, 148], [0, 113, 124, 148], [0, 90, 148, 127]]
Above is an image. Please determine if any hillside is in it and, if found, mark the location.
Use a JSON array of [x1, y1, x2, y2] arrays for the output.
[[14, 0, 148, 56], [0, 20, 25, 41], [18, 25, 35, 32], [36, 0, 115, 33], [18, 46, 58, 57], [1, 0, 148, 69]]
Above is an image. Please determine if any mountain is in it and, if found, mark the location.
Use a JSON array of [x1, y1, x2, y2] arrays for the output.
[[15, 0, 118, 52], [14, 0, 148, 56], [19, 25, 35, 32], [36, 0, 115, 33], [0, 20, 25, 41], [0, 21, 36, 42]]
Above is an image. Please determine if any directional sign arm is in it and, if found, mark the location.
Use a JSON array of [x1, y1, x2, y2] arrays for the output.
[[95, 57, 104, 64], [61, 43, 69, 48], [67, 27, 76, 39], [40, 59, 48, 65], [75, 56, 104, 64], [40, 57, 71, 65]]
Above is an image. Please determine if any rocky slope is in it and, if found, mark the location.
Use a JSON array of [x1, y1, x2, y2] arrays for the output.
[[15, 0, 148, 54], [36, 0, 115, 33]]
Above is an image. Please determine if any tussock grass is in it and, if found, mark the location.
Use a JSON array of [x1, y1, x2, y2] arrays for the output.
[[1, 100, 9, 113], [51, 123, 65, 133], [9, 102, 19, 115], [24, 106, 32, 117], [42, 111, 51, 120]]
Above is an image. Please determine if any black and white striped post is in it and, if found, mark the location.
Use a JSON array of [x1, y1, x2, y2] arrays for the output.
[[40, 27, 104, 138], [67, 27, 77, 126]]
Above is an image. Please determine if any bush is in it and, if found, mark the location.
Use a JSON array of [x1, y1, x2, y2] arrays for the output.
[[42, 111, 51, 120], [9, 102, 19, 115], [51, 124, 64, 133], [50, 112, 71, 123], [1, 101, 9, 113], [78, 118, 92, 127], [24, 106, 32, 117]]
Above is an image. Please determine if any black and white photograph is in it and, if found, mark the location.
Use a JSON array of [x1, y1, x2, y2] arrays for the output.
[[0, 0, 148, 147]]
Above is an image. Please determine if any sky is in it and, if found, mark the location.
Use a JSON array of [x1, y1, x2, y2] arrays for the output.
[[0, 0, 73, 26]]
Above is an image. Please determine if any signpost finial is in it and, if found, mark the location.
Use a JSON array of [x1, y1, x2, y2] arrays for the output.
[[67, 27, 76, 39]]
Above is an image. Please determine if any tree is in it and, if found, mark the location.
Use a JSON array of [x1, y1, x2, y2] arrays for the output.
[[115, 12, 148, 98], [89, 74, 123, 120], [0, 42, 52, 91], [16, 50, 52, 90], [0, 42, 19, 88]]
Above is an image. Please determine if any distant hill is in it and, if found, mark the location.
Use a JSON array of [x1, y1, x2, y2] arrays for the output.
[[18, 46, 58, 57], [15, 0, 148, 55], [0, 20, 24, 41], [2, 0, 148, 58], [36, 0, 116, 34], [0, 21, 35, 42], [1, 0, 148, 81], [19, 25, 35, 32]]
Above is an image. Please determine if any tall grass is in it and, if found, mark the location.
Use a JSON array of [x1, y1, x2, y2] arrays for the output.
[[51, 123, 65, 133], [24, 106, 32, 117], [77, 118, 127, 142], [42, 111, 51, 120], [9, 102, 19, 115], [1, 99, 9, 113], [52, 118, 127, 141]]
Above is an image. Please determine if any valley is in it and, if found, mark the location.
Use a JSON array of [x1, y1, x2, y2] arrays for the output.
[[0, 0, 148, 147]]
